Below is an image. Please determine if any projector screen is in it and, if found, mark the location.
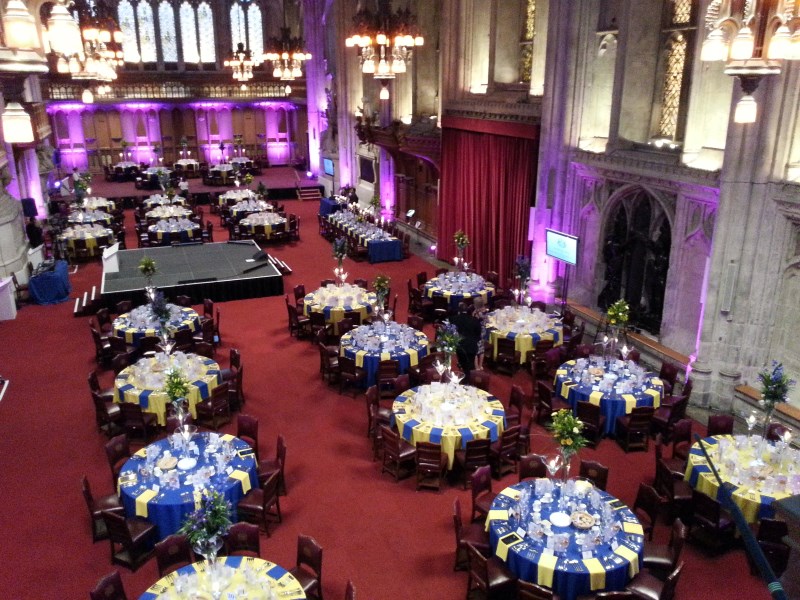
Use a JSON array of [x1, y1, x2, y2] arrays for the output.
[[545, 229, 578, 266], [323, 158, 334, 176]]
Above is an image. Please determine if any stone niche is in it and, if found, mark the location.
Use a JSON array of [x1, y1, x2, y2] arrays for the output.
[[0, 165, 28, 281]]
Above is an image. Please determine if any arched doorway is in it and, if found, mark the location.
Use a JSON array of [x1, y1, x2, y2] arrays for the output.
[[598, 189, 671, 334]]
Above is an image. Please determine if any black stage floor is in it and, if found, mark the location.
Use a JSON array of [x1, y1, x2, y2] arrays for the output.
[[101, 241, 283, 305]]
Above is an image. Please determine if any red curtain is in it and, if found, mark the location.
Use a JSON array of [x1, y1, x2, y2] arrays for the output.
[[437, 125, 539, 287]]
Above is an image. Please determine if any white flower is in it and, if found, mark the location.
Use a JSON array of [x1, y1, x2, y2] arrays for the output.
[[573, 427, 580, 433]]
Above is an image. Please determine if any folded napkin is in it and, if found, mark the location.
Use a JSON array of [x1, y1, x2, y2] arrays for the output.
[[229, 469, 252, 494], [136, 489, 158, 517]]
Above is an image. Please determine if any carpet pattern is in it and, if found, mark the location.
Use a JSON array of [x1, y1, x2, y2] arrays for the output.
[[0, 197, 771, 599]]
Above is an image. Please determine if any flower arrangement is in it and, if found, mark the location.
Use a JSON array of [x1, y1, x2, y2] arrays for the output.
[[550, 409, 587, 459], [73, 173, 92, 196], [759, 361, 796, 413], [243, 173, 254, 186], [149, 289, 171, 323], [436, 320, 463, 355], [606, 299, 629, 327], [163, 368, 190, 403], [514, 255, 531, 282], [120, 140, 129, 149], [138, 257, 157, 286], [180, 136, 188, 148], [373, 274, 391, 304], [165, 186, 176, 198], [178, 489, 232, 546], [369, 195, 381, 210], [332, 237, 348, 265], [454, 230, 470, 250]]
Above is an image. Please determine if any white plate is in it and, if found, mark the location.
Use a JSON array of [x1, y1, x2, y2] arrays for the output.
[[177, 457, 197, 470], [549, 511, 572, 528]]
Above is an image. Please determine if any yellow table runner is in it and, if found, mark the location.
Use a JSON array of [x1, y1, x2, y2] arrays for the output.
[[537, 553, 558, 587], [229, 469, 252, 494], [583, 557, 606, 590], [136, 489, 157, 517], [614, 544, 640, 577], [623, 522, 644, 536]]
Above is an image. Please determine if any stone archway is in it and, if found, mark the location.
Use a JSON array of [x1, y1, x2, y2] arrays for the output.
[[597, 187, 672, 334]]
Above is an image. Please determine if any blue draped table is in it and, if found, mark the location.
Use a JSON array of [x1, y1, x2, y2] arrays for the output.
[[319, 197, 345, 216], [554, 360, 664, 435], [28, 260, 71, 305], [339, 324, 429, 387], [487, 480, 644, 600], [119, 432, 258, 539], [367, 238, 402, 263]]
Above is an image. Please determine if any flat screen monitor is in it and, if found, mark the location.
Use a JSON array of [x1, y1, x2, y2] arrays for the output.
[[545, 229, 578, 266], [323, 158, 334, 176]]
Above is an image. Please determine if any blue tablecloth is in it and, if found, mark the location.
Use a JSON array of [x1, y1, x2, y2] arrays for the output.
[[28, 260, 71, 305], [554, 360, 663, 435], [339, 324, 429, 387], [319, 197, 345, 216], [487, 481, 644, 600], [368, 238, 402, 263], [119, 432, 258, 539]]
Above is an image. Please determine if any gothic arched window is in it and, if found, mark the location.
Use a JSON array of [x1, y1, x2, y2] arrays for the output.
[[118, 0, 139, 62], [197, 2, 215, 62], [136, 1, 157, 62], [179, 1, 198, 63], [158, 0, 177, 62], [229, 1, 262, 55]]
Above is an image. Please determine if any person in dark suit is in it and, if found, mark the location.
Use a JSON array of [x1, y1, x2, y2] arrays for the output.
[[26, 218, 43, 248], [450, 302, 481, 379]]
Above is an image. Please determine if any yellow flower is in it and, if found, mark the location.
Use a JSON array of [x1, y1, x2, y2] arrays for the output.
[[610, 319, 616, 324], [563, 438, 572, 445]]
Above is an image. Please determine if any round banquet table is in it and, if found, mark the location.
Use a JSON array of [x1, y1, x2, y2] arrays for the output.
[[685, 434, 800, 525], [144, 194, 186, 208], [60, 225, 114, 257], [239, 213, 286, 238], [139, 556, 306, 599], [175, 158, 199, 167], [148, 220, 201, 244], [339, 321, 429, 387], [391, 383, 506, 469], [303, 284, 377, 335], [486, 479, 645, 600], [67, 209, 113, 226], [144, 167, 172, 176], [146, 205, 193, 220], [218, 189, 254, 206], [554, 359, 664, 436], [115, 161, 138, 169], [211, 163, 235, 173], [231, 199, 271, 219], [118, 432, 258, 539], [113, 304, 201, 347], [423, 272, 495, 310], [113, 352, 221, 426], [80, 196, 115, 211], [486, 306, 564, 364]]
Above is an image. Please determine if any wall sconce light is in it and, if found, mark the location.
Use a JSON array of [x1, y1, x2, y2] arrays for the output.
[[2, 0, 40, 50], [1, 102, 34, 143]]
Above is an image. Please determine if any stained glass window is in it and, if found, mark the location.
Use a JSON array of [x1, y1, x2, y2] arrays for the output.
[[247, 3, 263, 57], [158, 0, 177, 62], [197, 2, 215, 62], [117, 0, 139, 62], [657, 34, 687, 138], [179, 1, 199, 63], [230, 3, 245, 45], [136, 1, 157, 62], [672, 0, 692, 25], [518, 0, 536, 84]]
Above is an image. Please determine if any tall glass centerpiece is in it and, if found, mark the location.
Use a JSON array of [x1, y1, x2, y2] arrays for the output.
[[138, 256, 157, 291], [373, 274, 391, 318], [436, 320, 463, 376], [758, 361, 796, 440], [332, 237, 348, 285], [454, 230, 469, 270], [548, 409, 587, 526], [179, 489, 232, 570], [605, 299, 629, 359]]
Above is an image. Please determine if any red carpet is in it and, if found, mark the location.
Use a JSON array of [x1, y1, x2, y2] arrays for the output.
[[0, 198, 771, 599]]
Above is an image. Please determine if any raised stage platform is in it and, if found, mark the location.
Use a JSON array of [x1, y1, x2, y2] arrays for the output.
[[101, 241, 284, 305]]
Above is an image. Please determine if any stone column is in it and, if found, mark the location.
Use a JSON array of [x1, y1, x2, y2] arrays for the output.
[[302, 0, 327, 176]]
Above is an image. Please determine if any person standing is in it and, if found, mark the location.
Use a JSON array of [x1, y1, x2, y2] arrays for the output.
[[451, 302, 481, 380], [26, 218, 44, 248], [473, 297, 489, 370]]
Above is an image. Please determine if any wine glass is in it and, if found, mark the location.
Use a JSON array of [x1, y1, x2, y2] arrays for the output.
[[746, 411, 758, 435], [546, 454, 563, 479]]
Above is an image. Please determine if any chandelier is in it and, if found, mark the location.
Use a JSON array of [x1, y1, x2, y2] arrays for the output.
[[264, 27, 311, 81], [700, 0, 799, 123], [46, 0, 125, 82], [224, 42, 260, 82], [345, 0, 423, 86]]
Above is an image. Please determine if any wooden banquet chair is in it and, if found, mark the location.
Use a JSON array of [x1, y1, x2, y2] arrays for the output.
[[632, 482, 663, 541], [104, 434, 131, 487], [92, 390, 122, 438], [380, 424, 417, 481], [154, 533, 194, 576], [468, 464, 497, 522], [257, 435, 287, 495], [223, 522, 261, 557], [518, 580, 560, 599], [576, 401, 606, 447], [101, 509, 157, 571], [625, 561, 684, 600], [578, 459, 609, 491], [452, 497, 491, 571], [615, 406, 655, 452], [118, 402, 158, 443], [706, 414, 734, 436], [237, 470, 282, 536], [195, 384, 231, 430], [89, 571, 128, 600], [489, 424, 521, 479], [237, 413, 259, 460], [518, 452, 548, 482], [455, 438, 491, 490], [465, 542, 517, 600], [81, 475, 124, 543], [415, 441, 448, 491], [642, 518, 688, 579], [289, 534, 324, 600]]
